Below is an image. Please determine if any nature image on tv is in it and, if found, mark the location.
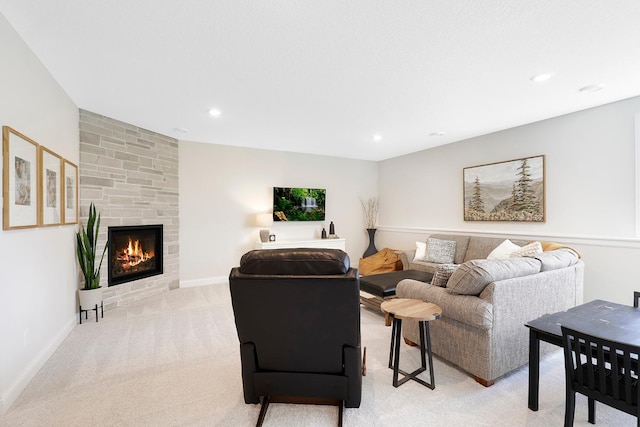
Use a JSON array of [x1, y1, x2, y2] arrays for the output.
[[273, 187, 326, 221]]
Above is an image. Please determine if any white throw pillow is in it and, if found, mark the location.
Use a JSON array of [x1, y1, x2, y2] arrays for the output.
[[413, 241, 427, 262], [510, 241, 543, 258], [487, 239, 521, 260]]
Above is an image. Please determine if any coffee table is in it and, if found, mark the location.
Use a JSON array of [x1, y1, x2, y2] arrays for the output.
[[381, 298, 442, 389], [360, 269, 434, 321]]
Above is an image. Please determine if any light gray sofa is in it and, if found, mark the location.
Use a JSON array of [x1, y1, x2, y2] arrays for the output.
[[396, 234, 584, 386]]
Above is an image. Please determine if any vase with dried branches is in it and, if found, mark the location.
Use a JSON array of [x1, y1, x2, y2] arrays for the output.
[[360, 197, 380, 257]]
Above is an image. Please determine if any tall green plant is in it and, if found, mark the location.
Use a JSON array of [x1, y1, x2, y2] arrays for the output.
[[76, 203, 109, 290]]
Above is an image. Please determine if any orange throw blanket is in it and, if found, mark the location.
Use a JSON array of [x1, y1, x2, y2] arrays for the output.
[[358, 248, 403, 276], [529, 241, 582, 258]]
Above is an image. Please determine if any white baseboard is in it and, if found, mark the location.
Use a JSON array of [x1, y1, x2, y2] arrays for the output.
[[179, 276, 228, 288], [0, 316, 76, 415]]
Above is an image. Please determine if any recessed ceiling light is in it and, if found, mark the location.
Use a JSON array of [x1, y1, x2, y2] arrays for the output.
[[530, 73, 553, 83], [578, 84, 604, 93], [209, 109, 222, 117], [430, 132, 445, 137], [372, 134, 382, 142], [174, 127, 189, 133]]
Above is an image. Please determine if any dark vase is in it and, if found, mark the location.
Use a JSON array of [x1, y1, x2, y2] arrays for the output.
[[363, 228, 378, 258]]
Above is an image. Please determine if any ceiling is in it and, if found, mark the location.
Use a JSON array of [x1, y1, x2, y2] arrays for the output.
[[2, 1, 640, 161]]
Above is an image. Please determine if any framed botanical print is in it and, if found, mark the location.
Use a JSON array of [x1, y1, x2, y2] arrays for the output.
[[2, 126, 39, 229], [39, 146, 63, 226], [62, 159, 78, 224]]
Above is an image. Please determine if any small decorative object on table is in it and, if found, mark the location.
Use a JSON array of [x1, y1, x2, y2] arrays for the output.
[[321, 227, 327, 239], [360, 197, 380, 257]]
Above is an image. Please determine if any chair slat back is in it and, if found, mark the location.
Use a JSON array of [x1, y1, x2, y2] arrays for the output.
[[562, 326, 639, 409]]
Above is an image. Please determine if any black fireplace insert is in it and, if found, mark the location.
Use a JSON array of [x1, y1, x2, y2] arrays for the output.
[[108, 224, 163, 286]]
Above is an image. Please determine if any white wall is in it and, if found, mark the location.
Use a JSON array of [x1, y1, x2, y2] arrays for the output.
[[179, 141, 378, 285], [0, 14, 79, 413], [377, 96, 640, 305]]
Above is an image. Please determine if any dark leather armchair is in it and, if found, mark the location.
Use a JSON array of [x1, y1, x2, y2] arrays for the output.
[[229, 248, 362, 426]]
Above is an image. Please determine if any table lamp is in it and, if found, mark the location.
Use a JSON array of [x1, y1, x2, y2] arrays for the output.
[[256, 213, 274, 243]]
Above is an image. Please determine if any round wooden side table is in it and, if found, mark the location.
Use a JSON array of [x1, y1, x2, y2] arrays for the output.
[[381, 298, 442, 389]]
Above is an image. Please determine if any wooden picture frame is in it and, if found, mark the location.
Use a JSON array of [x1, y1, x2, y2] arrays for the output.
[[463, 155, 545, 222], [62, 159, 79, 224], [2, 126, 39, 229], [39, 146, 63, 226]]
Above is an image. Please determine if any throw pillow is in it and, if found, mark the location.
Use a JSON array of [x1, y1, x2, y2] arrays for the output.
[[425, 237, 456, 264], [486, 239, 521, 260], [510, 241, 543, 258], [413, 241, 427, 262], [446, 258, 542, 295], [431, 263, 458, 287]]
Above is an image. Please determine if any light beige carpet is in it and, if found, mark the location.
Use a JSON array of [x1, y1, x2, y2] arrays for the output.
[[1, 284, 635, 426]]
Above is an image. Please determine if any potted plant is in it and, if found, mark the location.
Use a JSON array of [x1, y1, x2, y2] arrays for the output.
[[76, 203, 109, 311]]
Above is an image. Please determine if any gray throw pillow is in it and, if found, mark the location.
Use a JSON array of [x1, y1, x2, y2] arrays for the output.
[[425, 237, 456, 264], [431, 263, 458, 287], [447, 258, 541, 295]]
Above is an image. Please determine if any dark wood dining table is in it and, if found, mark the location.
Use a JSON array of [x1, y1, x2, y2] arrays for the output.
[[525, 299, 640, 411]]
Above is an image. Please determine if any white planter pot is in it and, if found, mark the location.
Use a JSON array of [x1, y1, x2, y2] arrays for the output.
[[78, 287, 103, 310]]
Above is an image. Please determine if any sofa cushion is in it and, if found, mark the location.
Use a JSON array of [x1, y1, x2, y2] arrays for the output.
[[487, 239, 521, 259], [424, 237, 456, 263], [431, 263, 458, 287], [446, 258, 542, 295], [464, 236, 528, 262], [530, 248, 579, 271], [408, 259, 440, 274]]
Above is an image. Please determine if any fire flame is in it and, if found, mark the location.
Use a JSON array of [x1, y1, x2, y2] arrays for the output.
[[116, 238, 153, 269]]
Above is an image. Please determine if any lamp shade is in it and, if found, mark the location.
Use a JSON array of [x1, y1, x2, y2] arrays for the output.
[[256, 213, 273, 227]]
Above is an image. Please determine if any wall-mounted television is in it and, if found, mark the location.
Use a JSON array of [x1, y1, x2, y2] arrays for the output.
[[273, 187, 326, 221]]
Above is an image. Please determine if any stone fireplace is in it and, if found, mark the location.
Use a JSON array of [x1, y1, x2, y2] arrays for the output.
[[79, 110, 179, 309], [108, 225, 163, 286]]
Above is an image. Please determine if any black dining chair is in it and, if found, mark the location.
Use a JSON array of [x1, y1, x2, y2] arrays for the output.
[[561, 325, 640, 426]]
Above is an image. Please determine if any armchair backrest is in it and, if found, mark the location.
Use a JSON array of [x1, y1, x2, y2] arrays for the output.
[[229, 248, 361, 374]]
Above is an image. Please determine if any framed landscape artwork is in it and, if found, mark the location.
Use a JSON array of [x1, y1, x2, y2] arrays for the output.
[[2, 126, 39, 230], [463, 155, 545, 222], [39, 146, 63, 226], [62, 159, 78, 224]]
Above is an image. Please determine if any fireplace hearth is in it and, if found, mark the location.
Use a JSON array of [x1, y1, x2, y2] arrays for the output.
[[108, 225, 163, 286]]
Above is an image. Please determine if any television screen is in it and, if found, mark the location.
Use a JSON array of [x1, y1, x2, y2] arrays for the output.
[[273, 187, 326, 221]]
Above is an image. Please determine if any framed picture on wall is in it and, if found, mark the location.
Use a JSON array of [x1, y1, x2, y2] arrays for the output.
[[463, 155, 545, 222], [2, 126, 40, 230], [39, 146, 63, 226], [62, 159, 78, 224]]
